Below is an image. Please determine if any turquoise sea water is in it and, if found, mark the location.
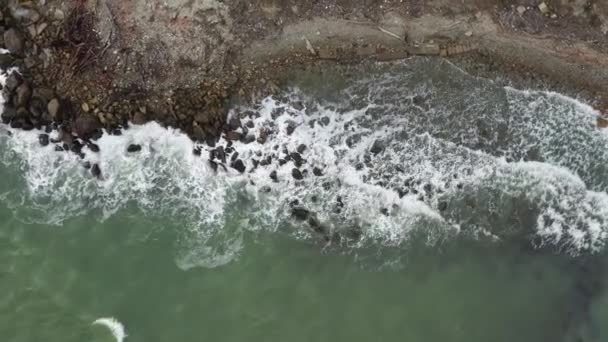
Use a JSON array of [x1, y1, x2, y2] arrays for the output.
[[1, 57, 608, 341]]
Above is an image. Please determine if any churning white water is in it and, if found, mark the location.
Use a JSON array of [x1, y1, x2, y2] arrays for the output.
[[1, 59, 608, 268]]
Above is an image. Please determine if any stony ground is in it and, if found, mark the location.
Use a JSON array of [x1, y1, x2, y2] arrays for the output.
[[0, 0, 607, 153]]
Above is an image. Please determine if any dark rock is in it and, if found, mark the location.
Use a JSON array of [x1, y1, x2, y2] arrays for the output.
[[127, 144, 142, 153], [91, 164, 102, 178], [215, 146, 226, 164], [54, 145, 64, 152], [87, 143, 100, 153], [380, 208, 389, 216], [370, 139, 385, 154], [91, 129, 103, 141], [14, 83, 31, 108], [225, 131, 242, 141], [4, 29, 24, 55], [292, 168, 303, 180], [260, 185, 271, 193], [423, 183, 433, 194], [292, 101, 305, 111], [74, 115, 101, 139], [71, 140, 83, 153], [83, 161, 91, 169], [228, 117, 241, 131], [132, 111, 147, 125], [297, 144, 307, 154], [242, 134, 256, 144], [278, 159, 287, 166], [291, 207, 310, 221], [231, 151, 239, 162], [38, 133, 49, 146], [290, 152, 304, 167], [1, 105, 16, 123], [246, 121, 255, 128], [231, 159, 246, 173], [193, 147, 202, 156], [269, 170, 278, 182], [438, 201, 448, 211], [313, 167, 324, 176], [5, 72, 23, 92], [271, 107, 285, 120], [0, 54, 14, 69], [208, 160, 218, 172], [397, 188, 409, 198], [285, 121, 296, 135], [257, 128, 268, 144], [320, 116, 330, 126], [29, 96, 47, 118]]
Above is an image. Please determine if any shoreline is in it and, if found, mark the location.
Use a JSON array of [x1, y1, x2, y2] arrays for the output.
[[1, 0, 607, 150]]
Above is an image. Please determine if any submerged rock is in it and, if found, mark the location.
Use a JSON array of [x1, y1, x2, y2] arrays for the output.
[[313, 167, 323, 176], [91, 164, 102, 178], [291, 207, 310, 221], [370, 139, 385, 154]]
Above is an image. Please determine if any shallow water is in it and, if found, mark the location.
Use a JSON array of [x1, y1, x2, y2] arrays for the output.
[[1, 57, 608, 341]]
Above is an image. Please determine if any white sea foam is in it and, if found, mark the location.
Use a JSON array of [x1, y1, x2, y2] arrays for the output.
[[1, 59, 608, 267], [93, 317, 127, 342]]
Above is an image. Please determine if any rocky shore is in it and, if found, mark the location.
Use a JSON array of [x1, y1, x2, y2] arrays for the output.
[[1, 0, 608, 179]]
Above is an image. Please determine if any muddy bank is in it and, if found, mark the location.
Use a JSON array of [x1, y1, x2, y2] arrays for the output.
[[1, 0, 608, 149]]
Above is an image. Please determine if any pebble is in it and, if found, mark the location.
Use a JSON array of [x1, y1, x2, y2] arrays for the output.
[[87, 143, 100, 152], [297, 144, 307, 154], [91, 164, 102, 178], [292, 168, 303, 180], [81, 102, 90, 112], [270, 170, 278, 182], [127, 144, 142, 152], [38, 133, 49, 146], [231, 159, 246, 173], [313, 167, 324, 176]]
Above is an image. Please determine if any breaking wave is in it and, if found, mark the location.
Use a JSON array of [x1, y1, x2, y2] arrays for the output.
[[1, 58, 608, 268]]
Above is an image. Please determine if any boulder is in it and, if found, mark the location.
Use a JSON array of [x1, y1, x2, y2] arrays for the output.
[[91, 164, 102, 178], [73, 115, 101, 138], [230, 159, 246, 173], [4, 72, 22, 92], [270, 170, 278, 182], [47, 98, 61, 120], [370, 139, 385, 154], [87, 143, 100, 152], [313, 167, 324, 176], [4, 29, 24, 55], [14, 83, 31, 108]]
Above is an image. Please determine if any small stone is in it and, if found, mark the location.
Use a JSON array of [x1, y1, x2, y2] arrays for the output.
[[297, 144, 307, 154], [53, 9, 65, 21], [127, 144, 142, 153], [231, 159, 246, 173], [193, 147, 202, 156], [91, 164, 101, 178], [370, 139, 385, 154], [81, 102, 90, 112], [4, 29, 24, 55], [225, 131, 242, 141], [5, 72, 23, 92], [550, 13, 557, 19], [313, 167, 323, 176], [438, 201, 448, 211], [132, 111, 146, 125], [87, 143, 100, 153], [464, 31, 473, 37], [291, 207, 310, 220], [38, 133, 49, 146], [37, 22, 48, 36], [242, 134, 256, 144], [320, 116, 330, 126], [286, 122, 296, 135], [292, 168, 303, 180], [270, 170, 278, 182], [538, 2, 549, 14], [517, 5, 526, 15]]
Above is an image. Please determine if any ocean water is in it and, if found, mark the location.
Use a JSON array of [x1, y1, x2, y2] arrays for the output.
[[1, 57, 608, 341]]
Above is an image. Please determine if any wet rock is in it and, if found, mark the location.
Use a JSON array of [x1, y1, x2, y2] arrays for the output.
[[242, 134, 256, 144], [269, 170, 278, 182], [271, 107, 285, 120], [29, 96, 46, 118], [257, 128, 269, 144], [231, 159, 246, 173], [297, 144, 307, 154], [370, 139, 385, 154], [5, 72, 23, 92], [0, 54, 14, 69], [193, 147, 202, 156], [91, 164, 101, 178], [292, 168, 303, 180], [230, 151, 239, 162], [285, 121, 296, 135], [4, 29, 24, 55], [73, 115, 101, 139], [215, 146, 226, 164], [225, 131, 242, 141], [260, 185, 271, 193], [246, 121, 255, 128], [71, 140, 83, 154], [291, 207, 310, 221], [87, 143, 100, 153], [208, 160, 218, 172], [290, 152, 304, 167], [313, 167, 323, 176], [132, 111, 147, 125], [380, 208, 389, 216], [38, 133, 49, 146], [278, 159, 287, 166], [260, 156, 272, 166], [438, 201, 448, 211], [83, 161, 91, 170], [127, 144, 142, 153], [320, 116, 330, 126], [54, 145, 64, 152], [15, 83, 31, 108], [1, 106, 16, 123], [228, 117, 241, 131]]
